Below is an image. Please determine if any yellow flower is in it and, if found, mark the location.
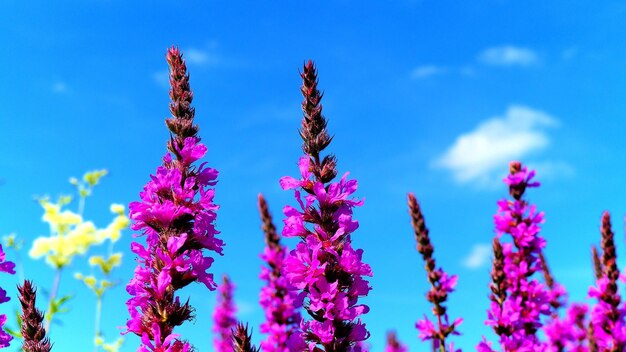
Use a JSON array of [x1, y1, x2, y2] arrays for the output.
[[41, 200, 82, 235], [29, 237, 51, 258], [100, 338, 124, 352], [89, 253, 122, 275], [83, 170, 108, 187], [110, 203, 125, 215]]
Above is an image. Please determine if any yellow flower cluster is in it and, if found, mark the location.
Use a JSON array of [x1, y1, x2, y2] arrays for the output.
[[74, 273, 114, 298], [29, 200, 129, 269], [70, 169, 109, 198], [95, 336, 123, 352]]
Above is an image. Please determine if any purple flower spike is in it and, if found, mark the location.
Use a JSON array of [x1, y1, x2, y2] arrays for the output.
[[480, 161, 551, 352], [125, 47, 223, 352], [213, 275, 237, 352], [19, 280, 52, 352], [544, 303, 589, 352], [588, 212, 626, 352], [0, 244, 15, 348], [257, 194, 303, 352], [280, 61, 372, 351], [408, 193, 462, 352]]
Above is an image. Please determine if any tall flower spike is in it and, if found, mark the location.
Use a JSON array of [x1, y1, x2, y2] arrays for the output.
[[408, 193, 462, 352], [539, 253, 567, 316], [0, 244, 16, 348], [213, 275, 237, 352], [125, 47, 223, 352], [478, 161, 550, 352], [588, 212, 625, 351], [280, 60, 373, 351], [232, 323, 260, 352], [385, 331, 408, 352], [540, 254, 590, 351], [258, 194, 303, 352], [592, 245, 603, 281], [18, 281, 52, 352]]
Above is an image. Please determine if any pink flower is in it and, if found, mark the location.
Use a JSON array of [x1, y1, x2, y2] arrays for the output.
[[281, 61, 372, 351], [125, 47, 223, 351], [213, 275, 237, 352], [480, 162, 551, 351], [0, 244, 15, 348]]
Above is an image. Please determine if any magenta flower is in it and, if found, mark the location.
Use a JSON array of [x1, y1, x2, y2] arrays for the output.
[[125, 47, 223, 352], [408, 193, 462, 352], [480, 161, 551, 352], [544, 303, 589, 352], [0, 244, 16, 348], [280, 61, 372, 351], [385, 331, 407, 352], [213, 275, 237, 352], [587, 212, 626, 352], [257, 194, 303, 352]]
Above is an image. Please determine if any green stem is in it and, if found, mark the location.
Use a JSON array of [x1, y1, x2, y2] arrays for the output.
[[13, 249, 24, 283], [79, 196, 86, 218], [93, 297, 102, 352], [45, 268, 62, 333]]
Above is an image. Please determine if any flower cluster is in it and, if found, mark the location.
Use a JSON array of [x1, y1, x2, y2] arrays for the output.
[[479, 162, 551, 352], [544, 303, 589, 352], [257, 194, 303, 352], [0, 244, 16, 348], [385, 331, 408, 352], [281, 61, 372, 351], [213, 275, 237, 352], [588, 212, 626, 351], [125, 47, 223, 352], [408, 193, 462, 352], [30, 199, 129, 269], [18, 280, 52, 352]]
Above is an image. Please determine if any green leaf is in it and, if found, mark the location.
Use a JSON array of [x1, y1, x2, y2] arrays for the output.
[[4, 326, 22, 339]]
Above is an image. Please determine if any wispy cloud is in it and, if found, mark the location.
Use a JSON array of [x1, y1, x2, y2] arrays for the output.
[[411, 65, 446, 79], [153, 70, 169, 88], [52, 81, 68, 94], [462, 243, 492, 270], [184, 48, 219, 66], [561, 46, 578, 60], [478, 46, 539, 67], [531, 160, 575, 179], [435, 105, 558, 184]]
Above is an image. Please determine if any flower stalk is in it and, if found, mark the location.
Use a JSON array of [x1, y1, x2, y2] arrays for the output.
[[19, 280, 52, 352], [280, 60, 372, 351], [257, 194, 302, 352], [479, 162, 550, 352], [125, 47, 224, 352], [408, 193, 462, 352], [213, 275, 237, 352]]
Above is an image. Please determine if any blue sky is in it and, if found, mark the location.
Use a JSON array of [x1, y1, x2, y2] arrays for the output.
[[2, 1, 626, 351]]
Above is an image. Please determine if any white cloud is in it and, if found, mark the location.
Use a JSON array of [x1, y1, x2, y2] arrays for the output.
[[462, 243, 492, 270], [153, 70, 169, 88], [562, 47, 578, 60], [478, 46, 539, 67], [52, 81, 68, 94], [184, 48, 219, 66], [411, 65, 446, 79], [435, 105, 558, 184], [530, 160, 575, 180]]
